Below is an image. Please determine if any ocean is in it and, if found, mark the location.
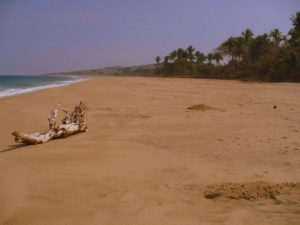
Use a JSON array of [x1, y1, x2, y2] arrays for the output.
[[0, 75, 89, 98]]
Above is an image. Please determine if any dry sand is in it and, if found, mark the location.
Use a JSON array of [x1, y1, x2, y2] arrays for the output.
[[1, 76, 300, 225]]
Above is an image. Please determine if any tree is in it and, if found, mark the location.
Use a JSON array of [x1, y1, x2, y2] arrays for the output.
[[233, 36, 245, 62], [241, 28, 254, 46], [155, 56, 161, 64], [291, 11, 300, 31], [206, 53, 214, 64], [216, 36, 244, 63], [269, 28, 284, 47], [186, 45, 195, 63], [288, 11, 300, 47], [213, 52, 223, 65], [287, 11, 300, 66], [217, 36, 236, 61], [195, 51, 206, 64], [163, 56, 170, 64], [169, 50, 177, 62], [249, 33, 272, 60], [177, 48, 187, 61]]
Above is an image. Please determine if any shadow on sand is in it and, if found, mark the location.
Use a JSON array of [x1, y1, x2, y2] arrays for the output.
[[0, 144, 28, 153]]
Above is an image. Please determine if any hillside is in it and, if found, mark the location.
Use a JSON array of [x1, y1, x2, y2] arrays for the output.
[[48, 64, 157, 76]]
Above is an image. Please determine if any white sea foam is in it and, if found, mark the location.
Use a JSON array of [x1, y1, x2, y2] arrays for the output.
[[0, 77, 90, 98]]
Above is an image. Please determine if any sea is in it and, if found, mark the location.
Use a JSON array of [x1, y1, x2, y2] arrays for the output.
[[0, 75, 89, 98]]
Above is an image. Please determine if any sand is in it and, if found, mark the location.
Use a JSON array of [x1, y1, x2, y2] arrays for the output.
[[204, 182, 300, 200], [1, 76, 300, 225]]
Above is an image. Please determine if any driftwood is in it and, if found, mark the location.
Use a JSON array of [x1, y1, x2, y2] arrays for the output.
[[12, 101, 88, 145]]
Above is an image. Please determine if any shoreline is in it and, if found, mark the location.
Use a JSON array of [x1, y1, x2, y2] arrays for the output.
[[1, 74, 299, 102], [0, 75, 92, 100]]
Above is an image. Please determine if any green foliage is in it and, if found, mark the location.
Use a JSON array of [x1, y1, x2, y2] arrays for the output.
[[195, 51, 206, 64], [241, 28, 254, 45], [206, 53, 214, 64], [155, 56, 161, 64], [186, 45, 195, 63], [153, 11, 300, 82], [269, 28, 284, 47], [213, 52, 223, 65]]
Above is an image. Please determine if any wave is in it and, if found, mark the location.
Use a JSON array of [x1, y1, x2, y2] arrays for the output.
[[0, 77, 90, 98]]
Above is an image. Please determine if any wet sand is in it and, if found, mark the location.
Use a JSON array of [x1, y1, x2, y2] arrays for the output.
[[1, 76, 300, 225]]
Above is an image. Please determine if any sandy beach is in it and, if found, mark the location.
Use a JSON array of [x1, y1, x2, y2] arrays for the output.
[[1, 76, 300, 225]]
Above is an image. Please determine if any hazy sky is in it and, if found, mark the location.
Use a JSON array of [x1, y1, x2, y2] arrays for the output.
[[0, 0, 299, 75]]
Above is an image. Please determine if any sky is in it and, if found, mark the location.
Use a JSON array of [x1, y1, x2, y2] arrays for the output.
[[0, 0, 299, 75]]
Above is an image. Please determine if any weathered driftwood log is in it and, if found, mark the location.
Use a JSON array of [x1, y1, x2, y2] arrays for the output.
[[12, 101, 88, 145]]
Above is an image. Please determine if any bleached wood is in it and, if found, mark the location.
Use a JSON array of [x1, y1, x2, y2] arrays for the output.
[[12, 101, 88, 145]]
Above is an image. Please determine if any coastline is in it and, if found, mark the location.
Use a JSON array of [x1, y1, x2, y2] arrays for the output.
[[1, 76, 300, 225], [0, 75, 92, 100]]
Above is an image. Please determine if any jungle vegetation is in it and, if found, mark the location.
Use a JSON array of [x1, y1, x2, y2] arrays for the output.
[[153, 11, 300, 81]]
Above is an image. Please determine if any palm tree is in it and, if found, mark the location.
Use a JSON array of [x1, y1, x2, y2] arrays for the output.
[[177, 48, 184, 60], [233, 36, 245, 62], [249, 34, 271, 60], [287, 11, 300, 65], [177, 48, 188, 61], [169, 50, 177, 62], [288, 11, 300, 47], [217, 36, 236, 61], [155, 56, 161, 64], [241, 28, 254, 46], [186, 45, 195, 63], [213, 52, 223, 65], [163, 56, 170, 64], [269, 28, 283, 47], [206, 53, 214, 64], [195, 51, 206, 64], [290, 11, 300, 31]]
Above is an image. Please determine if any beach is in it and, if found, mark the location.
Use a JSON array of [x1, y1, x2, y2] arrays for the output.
[[1, 76, 300, 225]]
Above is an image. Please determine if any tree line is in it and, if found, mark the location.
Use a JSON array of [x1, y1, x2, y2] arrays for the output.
[[154, 11, 300, 81]]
